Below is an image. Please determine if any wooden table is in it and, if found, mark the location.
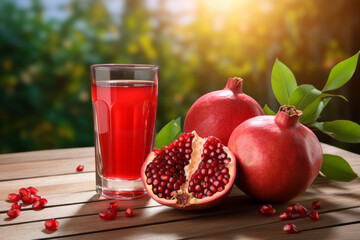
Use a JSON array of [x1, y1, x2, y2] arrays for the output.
[[0, 143, 359, 240]]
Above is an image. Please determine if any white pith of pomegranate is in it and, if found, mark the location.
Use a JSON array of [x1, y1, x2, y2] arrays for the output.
[[141, 131, 236, 210]]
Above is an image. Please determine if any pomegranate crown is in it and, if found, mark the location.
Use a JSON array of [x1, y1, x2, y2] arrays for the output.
[[275, 105, 302, 127], [225, 77, 243, 93]]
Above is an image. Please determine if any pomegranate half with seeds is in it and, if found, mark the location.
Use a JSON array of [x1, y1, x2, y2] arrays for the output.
[[141, 131, 236, 210]]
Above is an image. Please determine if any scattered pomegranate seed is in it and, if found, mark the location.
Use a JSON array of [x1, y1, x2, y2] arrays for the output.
[[312, 201, 321, 210], [32, 194, 41, 201], [309, 210, 319, 221], [8, 193, 21, 203], [19, 188, 31, 197], [22, 195, 34, 205], [7, 209, 20, 219], [296, 203, 308, 217], [125, 208, 134, 217], [287, 204, 298, 214], [258, 204, 276, 216], [283, 223, 298, 234], [40, 198, 48, 206], [33, 200, 42, 210], [279, 211, 292, 220], [108, 202, 118, 210], [11, 203, 21, 210], [32, 198, 47, 210], [45, 219, 59, 231], [99, 209, 117, 220], [76, 165, 84, 172], [28, 186, 38, 195]]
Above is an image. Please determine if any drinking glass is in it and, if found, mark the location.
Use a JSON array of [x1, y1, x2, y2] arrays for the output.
[[90, 64, 158, 199]]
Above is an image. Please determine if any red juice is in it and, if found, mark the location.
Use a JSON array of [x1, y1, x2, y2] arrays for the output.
[[91, 80, 157, 180]]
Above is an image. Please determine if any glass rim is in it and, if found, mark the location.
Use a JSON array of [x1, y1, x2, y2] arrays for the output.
[[91, 64, 159, 70]]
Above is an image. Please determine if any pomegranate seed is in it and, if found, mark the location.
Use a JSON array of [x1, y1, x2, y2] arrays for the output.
[[296, 204, 308, 217], [77, 165, 84, 172], [108, 202, 118, 210], [19, 188, 31, 197], [22, 195, 34, 205], [33, 198, 47, 210], [45, 219, 59, 231], [40, 198, 48, 206], [312, 201, 321, 210], [287, 205, 297, 214], [28, 186, 38, 194], [8, 193, 21, 202], [283, 223, 298, 234], [309, 210, 319, 221], [125, 207, 134, 217], [7, 209, 20, 219], [32, 194, 41, 201], [258, 204, 276, 216], [11, 203, 21, 210], [279, 211, 292, 220], [99, 209, 117, 220], [33, 200, 42, 210]]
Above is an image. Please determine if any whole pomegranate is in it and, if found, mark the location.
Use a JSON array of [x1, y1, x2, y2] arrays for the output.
[[228, 105, 323, 202], [141, 131, 236, 210], [184, 77, 264, 145]]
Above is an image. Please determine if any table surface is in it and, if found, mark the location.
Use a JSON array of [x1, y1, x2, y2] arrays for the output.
[[0, 143, 359, 240]]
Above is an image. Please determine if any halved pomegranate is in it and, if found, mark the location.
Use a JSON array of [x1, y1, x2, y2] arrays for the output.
[[141, 131, 236, 210]]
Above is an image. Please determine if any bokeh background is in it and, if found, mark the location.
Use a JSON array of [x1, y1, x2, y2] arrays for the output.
[[1, 0, 359, 154]]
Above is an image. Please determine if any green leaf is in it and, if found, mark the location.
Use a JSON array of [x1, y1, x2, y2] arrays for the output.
[[271, 59, 298, 105], [155, 119, 182, 149], [321, 93, 349, 102], [263, 104, 276, 115], [300, 97, 330, 125], [312, 120, 360, 143], [323, 51, 359, 91], [288, 84, 321, 110], [174, 117, 181, 129], [321, 154, 358, 182]]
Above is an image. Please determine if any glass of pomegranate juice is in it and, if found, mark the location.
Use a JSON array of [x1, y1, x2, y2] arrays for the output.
[[90, 64, 158, 199]]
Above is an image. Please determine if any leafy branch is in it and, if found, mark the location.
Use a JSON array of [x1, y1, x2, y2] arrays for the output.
[[265, 51, 360, 182]]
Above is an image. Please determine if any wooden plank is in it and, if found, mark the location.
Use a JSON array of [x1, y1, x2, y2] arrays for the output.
[[270, 222, 360, 240], [64, 208, 360, 240], [192, 207, 360, 239], [0, 147, 94, 164], [23, 191, 359, 240], [0, 173, 95, 201], [0, 157, 95, 181], [0, 180, 359, 239], [321, 143, 360, 165]]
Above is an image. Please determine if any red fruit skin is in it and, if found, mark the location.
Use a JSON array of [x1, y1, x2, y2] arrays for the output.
[[184, 77, 264, 145], [228, 106, 323, 202]]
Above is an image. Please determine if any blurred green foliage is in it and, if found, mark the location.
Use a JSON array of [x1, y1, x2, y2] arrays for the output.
[[1, 0, 359, 153]]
